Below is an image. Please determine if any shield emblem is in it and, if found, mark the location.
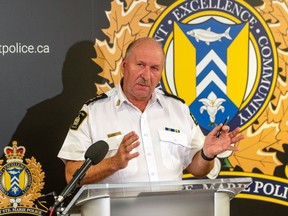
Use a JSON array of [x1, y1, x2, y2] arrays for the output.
[[4, 167, 25, 197], [172, 18, 249, 132]]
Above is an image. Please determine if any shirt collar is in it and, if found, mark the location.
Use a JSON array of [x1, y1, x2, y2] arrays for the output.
[[114, 84, 127, 108], [114, 83, 164, 110]]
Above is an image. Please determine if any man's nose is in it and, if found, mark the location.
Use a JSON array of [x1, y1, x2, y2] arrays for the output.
[[141, 67, 151, 80]]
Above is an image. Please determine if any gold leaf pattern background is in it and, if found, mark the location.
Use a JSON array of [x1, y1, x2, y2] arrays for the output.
[[93, 0, 288, 177]]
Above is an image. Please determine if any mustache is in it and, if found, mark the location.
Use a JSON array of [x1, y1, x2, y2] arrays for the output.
[[137, 77, 151, 86]]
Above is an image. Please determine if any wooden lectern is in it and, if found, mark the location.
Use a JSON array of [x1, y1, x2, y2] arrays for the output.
[[59, 177, 252, 216]]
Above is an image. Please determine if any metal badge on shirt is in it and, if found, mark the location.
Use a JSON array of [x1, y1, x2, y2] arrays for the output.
[[107, 131, 122, 138]]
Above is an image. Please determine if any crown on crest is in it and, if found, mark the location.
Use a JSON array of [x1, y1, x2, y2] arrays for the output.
[[4, 141, 26, 163]]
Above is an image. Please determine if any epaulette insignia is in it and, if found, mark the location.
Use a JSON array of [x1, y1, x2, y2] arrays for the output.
[[85, 93, 108, 105], [70, 110, 87, 130], [162, 90, 185, 104]]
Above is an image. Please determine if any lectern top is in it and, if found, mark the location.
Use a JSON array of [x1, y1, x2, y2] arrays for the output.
[[62, 177, 252, 215]]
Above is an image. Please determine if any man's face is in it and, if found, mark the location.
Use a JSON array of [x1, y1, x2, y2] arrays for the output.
[[121, 41, 164, 102]]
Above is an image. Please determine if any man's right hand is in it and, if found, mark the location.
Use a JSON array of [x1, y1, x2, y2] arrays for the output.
[[111, 131, 140, 170]]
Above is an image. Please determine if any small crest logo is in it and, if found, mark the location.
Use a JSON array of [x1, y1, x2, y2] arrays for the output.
[[0, 141, 47, 215]]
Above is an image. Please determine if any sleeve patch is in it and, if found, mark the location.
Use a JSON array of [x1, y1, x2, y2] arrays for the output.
[[70, 110, 87, 130]]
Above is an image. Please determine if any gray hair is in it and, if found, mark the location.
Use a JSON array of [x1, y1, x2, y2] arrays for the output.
[[124, 37, 164, 59]]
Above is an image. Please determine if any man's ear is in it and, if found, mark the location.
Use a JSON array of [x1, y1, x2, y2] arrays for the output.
[[121, 59, 126, 73]]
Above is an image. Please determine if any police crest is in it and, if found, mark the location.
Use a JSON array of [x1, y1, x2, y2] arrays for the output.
[[147, 0, 284, 207], [0, 141, 47, 215]]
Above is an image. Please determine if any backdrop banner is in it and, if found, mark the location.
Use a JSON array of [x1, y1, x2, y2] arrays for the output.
[[0, 0, 287, 215]]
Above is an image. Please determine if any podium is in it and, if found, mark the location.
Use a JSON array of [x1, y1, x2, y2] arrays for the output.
[[60, 177, 252, 216]]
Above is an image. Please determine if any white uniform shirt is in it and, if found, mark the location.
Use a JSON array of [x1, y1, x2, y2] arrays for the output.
[[58, 84, 220, 183]]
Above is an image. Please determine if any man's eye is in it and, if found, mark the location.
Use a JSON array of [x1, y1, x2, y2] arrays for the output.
[[152, 67, 159, 71]]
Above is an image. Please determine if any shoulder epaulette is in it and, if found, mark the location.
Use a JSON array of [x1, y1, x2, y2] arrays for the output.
[[190, 113, 199, 126], [162, 90, 185, 104], [85, 93, 108, 105]]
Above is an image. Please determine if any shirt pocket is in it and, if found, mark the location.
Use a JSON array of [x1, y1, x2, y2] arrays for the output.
[[104, 134, 138, 176], [158, 129, 189, 170], [104, 135, 123, 158]]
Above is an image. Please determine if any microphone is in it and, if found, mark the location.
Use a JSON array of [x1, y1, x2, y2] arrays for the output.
[[53, 140, 109, 209]]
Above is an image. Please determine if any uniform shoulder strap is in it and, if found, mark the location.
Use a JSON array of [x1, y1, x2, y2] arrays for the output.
[[85, 93, 108, 105], [162, 90, 185, 104]]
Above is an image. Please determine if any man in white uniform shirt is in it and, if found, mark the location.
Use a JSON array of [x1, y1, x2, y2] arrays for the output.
[[58, 37, 244, 185]]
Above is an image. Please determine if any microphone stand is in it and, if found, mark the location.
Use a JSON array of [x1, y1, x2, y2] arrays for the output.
[[50, 140, 109, 215], [50, 166, 88, 216]]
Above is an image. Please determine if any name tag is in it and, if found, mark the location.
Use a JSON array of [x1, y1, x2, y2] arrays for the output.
[[107, 131, 122, 138]]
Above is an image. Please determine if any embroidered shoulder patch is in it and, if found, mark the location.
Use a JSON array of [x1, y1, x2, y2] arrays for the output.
[[70, 110, 87, 130]]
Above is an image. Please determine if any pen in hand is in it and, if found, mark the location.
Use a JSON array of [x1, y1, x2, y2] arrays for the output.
[[216, 116, 229, 138]]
